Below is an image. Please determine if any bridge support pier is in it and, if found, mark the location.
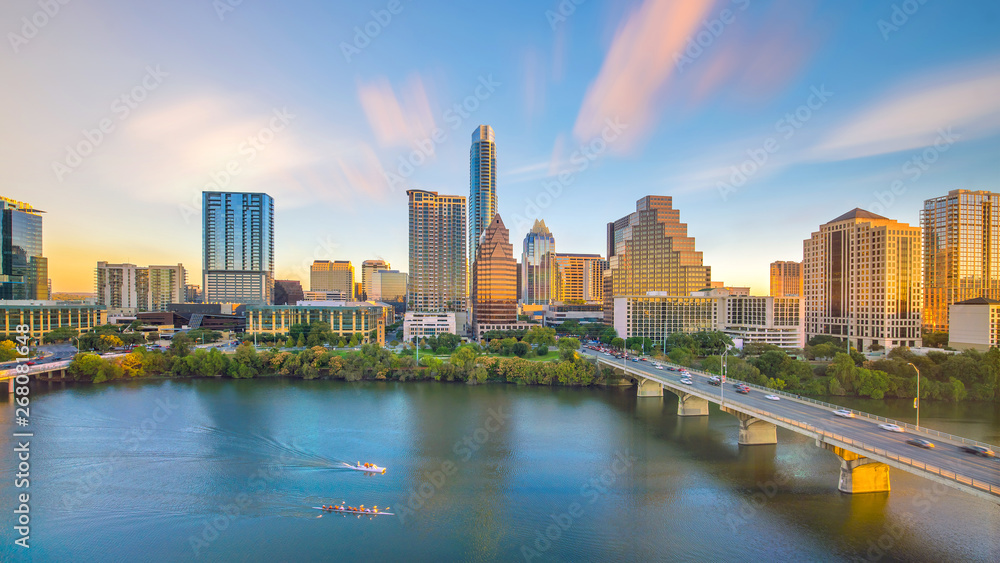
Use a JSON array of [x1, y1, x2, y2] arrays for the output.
[[722, 407, 777, 445], [676, 392, 709, 416], [636, 378, 663, 397], [6, 378, 12, 394], [822, 444, 890, 494]]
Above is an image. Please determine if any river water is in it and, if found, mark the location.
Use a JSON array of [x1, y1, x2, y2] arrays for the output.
[[1, 379, 998, 562]]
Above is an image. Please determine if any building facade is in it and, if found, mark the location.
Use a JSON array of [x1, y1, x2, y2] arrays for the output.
[[96, 262, 185, 314], [803, 209, 922, 351], [543, 303, 605, 327], [303, 290, 348, 301], [0, 301, 107, 340], [373, 270, 408, 313], [273, 279, 305, 305], [361, 259, 390, 301], [185, 284, 202, 304], [245, 302, 385, 345], [555, 252, 606, 303], [147, 264, 186, 311], [469, 125, 497, 269], [311, 260, 355, 299], [202, 192, 274, 305], [472, 214, 518, 334], [770, 261, 803, 297], [921, 189, 1000, 332], [605, 196, 712, 324], [403, 311, 457, 341], [948, 297, 1000, 351], [0, 197, 48, 300], [407, 189, 467, 313], [521, 219, 557, 305]]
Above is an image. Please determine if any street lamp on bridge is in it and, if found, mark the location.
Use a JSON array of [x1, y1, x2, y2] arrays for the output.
[[907, 362, 921, 430]]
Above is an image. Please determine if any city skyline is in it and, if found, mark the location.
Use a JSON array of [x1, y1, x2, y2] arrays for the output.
[[4, 1, 1000, 294]]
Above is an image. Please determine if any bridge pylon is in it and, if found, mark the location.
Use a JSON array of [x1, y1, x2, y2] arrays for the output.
[[636, 377, 663, 397], [721, 406, 777, 445], [821, 443, 891, 494]]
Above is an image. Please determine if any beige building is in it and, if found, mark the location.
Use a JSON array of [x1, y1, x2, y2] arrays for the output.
[[804, 209, 922, 351], [770, 261, 803, 297], [310, 260, 355, 299], [96, 262, 186, 314], [407, 189, 467, 313], [555, 253, 606, 303], [922, 190, 1000, 332], [361, 259, 390, 301], [948, 297, 1000, 351], [1, 301, 107, 340], [245, 302, 384, 345]]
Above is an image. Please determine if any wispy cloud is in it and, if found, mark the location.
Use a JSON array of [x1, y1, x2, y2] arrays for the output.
[[356, 74, 437, 150], [810, 62, 1000, 161]]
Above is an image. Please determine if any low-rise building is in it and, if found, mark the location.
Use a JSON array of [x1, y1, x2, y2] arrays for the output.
[[246, 302, 385, 345], [542, 303, 604, 327], [948, 297, 1000, 351], [0, 300, 107, 340], [403, 311, 456, 341]]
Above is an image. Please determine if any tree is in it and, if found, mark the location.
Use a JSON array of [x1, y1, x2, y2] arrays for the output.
[[536, 344, 549, 357], [43, 326, 78, 343], [169, 334, 192, 357], [523, 326, 556, 346], [512, 341, 530, 357], [610, 337, 625, 351], [69, 353, 104, 381]]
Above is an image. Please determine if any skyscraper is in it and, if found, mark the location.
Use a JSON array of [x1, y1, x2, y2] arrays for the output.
[[604, 196, 712, 324], [921, 189, 1000, 332], [0, 196, 47, 300], [372, 270, 408, 313], [555, 253, 606, 303], [202, 192, 274, 305], [96, 262, 186, 312], [473, 214, 517, 331], [311, 260, 355, 299], [521, 219, 557, 305], [408, 189, 467, 312], [469, 125, 497, 268], [803, 209, 922, 350], [147, 264, 186, 311], [361, 259, 390, 301], [770, 261, 803, 297]]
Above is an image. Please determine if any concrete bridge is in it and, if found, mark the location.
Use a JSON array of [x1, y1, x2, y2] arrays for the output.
[[584, 349, 1000, 504]]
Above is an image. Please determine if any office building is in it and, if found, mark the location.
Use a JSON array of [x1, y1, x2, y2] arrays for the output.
[[303, 290, 348, 301], [96, 262, 185, 314], [361, 259, 390, 301], [0, 300, 106, 340], [0, 197, 48, 300], [921, 190, 1000, 332], [311, 260, 355, 299], [273, 280, 305, 305], [372, 270, 408, 313], [948, 297, 1000, 351], [803, 209, 922, 351], [605, 196, 712, 324], [472, 214, 520, 337], [147, 265, 186, 312], [521, 219, 557, 305], [469, 125, 497, 268], [555, 253, 606, 303], [403, 311, 457, 341], [770, 261, 803, 298], [202, 192, 274, 305], [543, 303, 605, 327], [407, 189, 467, 313], [246, 302, 385, 345], [185, 284, 202, 304]]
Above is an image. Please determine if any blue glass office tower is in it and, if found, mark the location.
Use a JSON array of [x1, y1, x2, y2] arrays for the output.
[[202, 192, 274, 305], [469, 125, 497, 268], [0, 197, 47, 300]]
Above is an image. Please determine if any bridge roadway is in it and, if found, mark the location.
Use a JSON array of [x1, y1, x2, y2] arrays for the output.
[[583, 349, 1000, 504]]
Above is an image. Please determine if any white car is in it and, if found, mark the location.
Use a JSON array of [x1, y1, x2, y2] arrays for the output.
[[879, 423, 904, 433], [833, 409, 855, 418], [655, 365, 664, 370], [680, 378, 693, 385], [765, 395, 780, 401]]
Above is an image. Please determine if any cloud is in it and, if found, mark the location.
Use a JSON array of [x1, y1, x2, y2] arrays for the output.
[[573, 0, 716, 152], [810, 63, 1000, 161], [356, 74, 437, 150], [336, 143, 391, 200]]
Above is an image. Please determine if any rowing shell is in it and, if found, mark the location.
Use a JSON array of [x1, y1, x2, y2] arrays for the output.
[[312, 507, 394, 516], [344, 463, 387, 474]]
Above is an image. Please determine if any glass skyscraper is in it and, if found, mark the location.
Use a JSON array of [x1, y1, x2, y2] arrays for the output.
[[922, 189, 1000, 332], [469, 125, 497, 269], [0, 197, 47, 300], [202, 192, 274, 305], [408, 189, 467, 312], [521, 219, 557, 305], [472, 214, 517, 329]]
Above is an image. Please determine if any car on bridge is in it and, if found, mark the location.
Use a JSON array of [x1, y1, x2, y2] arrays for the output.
[[959, 445, 996, 458], [878, 424, 905, 433], [708, 377, 721, 386], [832, 409, 855, 418], [735, 386, 749, 394], [765, 395, 780, 401], [680, 378, 693, 385], [906, 438, 935, 449]]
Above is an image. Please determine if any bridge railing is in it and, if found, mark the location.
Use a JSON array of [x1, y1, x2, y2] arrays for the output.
[[593, 353, 1000, 454]]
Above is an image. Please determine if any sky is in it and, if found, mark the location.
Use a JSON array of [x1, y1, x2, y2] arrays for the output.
[[3, 0, 1000, 294]]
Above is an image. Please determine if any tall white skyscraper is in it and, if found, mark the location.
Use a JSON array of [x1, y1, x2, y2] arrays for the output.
[[202, 192, 274, 305], [469, 125, 497, 269]]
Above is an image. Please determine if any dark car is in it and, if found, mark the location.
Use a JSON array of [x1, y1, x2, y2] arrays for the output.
[[959, 445, 996, 457], [906, 438, 935, 449], [736, 387, 750, 394]]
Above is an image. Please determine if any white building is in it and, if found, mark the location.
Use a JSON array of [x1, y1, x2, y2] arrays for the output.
[[403, 311, 457, 341], [948, 297, 1000, 351]]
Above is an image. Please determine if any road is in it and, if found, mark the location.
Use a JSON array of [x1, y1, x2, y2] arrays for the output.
[[583, 348, 1000, 499]]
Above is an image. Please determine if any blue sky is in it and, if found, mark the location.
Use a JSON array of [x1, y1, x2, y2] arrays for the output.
[[3, 0, 1000, 293]]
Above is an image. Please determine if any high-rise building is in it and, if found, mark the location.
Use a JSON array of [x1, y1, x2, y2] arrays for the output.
[[147, 264, 186, 311], [473, 214, 518, 332], [372, 269, 408, 314], [555, 253, 606, 303], [521, 219, 557, 305], [469, 125, 497, 268], [407, 189, 467, 313], [361, 259, 390, 301], [96, 262, 185, 313], [770, 261, 803, 297], [202, 192, 274, 305], [273, 279, 305, 305], [803, 209, 922, 351], [310, 260, 355, 299], [921, 189, 1000, 332], [605, 196, 712, 324], [0, 197, 48, 300], [185, 284, 202, 304]]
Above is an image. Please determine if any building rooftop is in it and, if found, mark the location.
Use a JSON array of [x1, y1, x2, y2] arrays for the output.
[[954, 297, 1000, 305], [826, 208, 890, 224]]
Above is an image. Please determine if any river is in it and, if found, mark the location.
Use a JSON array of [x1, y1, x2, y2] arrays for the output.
[[1, 378, 998, 562]]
